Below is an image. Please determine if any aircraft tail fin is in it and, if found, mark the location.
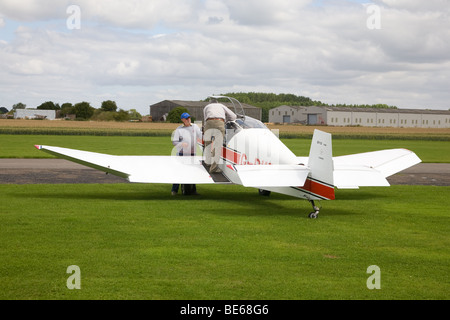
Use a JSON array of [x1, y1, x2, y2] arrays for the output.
[[305, 129, 335, 200]]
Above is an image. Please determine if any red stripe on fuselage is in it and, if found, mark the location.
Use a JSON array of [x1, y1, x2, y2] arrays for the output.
[[222, 146, 241, 164], [300, 178, 335, 200]]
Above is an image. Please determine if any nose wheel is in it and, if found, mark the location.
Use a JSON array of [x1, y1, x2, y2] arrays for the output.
[[308, 200, 320, 219]]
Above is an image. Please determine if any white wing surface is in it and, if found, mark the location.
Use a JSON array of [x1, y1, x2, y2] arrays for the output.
[[35, 145, 215, 184], [332, 148, 421, 189]]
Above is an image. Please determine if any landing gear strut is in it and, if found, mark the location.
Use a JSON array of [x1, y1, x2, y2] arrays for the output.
[[308, 200, 320, 219]]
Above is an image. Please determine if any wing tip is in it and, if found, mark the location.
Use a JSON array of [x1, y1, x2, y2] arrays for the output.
[[34, 145, 42, 150]]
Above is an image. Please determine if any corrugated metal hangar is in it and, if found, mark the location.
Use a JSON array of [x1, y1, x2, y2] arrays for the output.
[[269, 105, 450, 128]]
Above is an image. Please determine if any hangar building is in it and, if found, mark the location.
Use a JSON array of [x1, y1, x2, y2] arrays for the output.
[[269, 105, 450, 128], [14, 109, 56, 120]]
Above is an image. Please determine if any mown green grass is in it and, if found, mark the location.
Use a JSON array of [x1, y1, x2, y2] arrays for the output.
[[1, 133, 448, 299], [0, 183, 448, 299], [0, 135, 173, 158], [1, 134, 449, 162]]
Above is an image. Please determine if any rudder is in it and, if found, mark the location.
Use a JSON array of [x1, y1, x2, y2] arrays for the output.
[[305, 129, 335, 200]]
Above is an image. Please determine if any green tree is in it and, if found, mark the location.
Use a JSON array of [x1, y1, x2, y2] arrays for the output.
[[12, 102, 26, 110], [113, 109, 130, 121], [101, 100, 118, 112], [73, 102, 94, 120], [0, 107, 8, 114], [128, 109, 142, 121], [167, 107, 189, 123], [91, 109, 115, 121], [37, 101, 60, 110], [60, 103, 74, 116]]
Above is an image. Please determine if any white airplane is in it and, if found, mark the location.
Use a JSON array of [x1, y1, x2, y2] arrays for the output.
[[35, 96, 421, 218]]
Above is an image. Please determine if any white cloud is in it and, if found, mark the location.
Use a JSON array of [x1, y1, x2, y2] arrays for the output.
[[74, 0, 197, 29], [225, 0, 312, 25], [0, 0, 70, 21], [0, 0, 448, 114], [376, 0, 449, 12]]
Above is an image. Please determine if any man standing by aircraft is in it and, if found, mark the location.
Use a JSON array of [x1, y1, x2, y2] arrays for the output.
[[171, 112, 202, 195], [203, 101, 237, 173]]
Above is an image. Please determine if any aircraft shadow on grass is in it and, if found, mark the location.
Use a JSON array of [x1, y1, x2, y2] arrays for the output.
[[16, 186, 385, 218]]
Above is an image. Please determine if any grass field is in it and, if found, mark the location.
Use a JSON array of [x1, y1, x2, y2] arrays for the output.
[[1, 120, 449, 300], [1, 119, 450, 140], [0, 183, 448, 299]]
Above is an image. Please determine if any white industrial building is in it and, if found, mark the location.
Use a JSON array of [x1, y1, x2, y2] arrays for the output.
[[269, 106, 450, 128], [14, 109, 56, 120]]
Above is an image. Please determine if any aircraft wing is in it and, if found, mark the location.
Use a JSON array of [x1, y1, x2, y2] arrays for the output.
[[35, 145, 216, 184], [332, 148, 421, 189]]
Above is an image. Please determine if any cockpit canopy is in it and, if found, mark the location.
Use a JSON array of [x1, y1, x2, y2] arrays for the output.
[[235, 116, 267, 129], [226, 116, 267, 131], [226, 116, 267, 141]]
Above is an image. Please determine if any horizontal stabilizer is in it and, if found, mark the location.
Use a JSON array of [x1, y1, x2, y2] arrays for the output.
[[333, 148, 421, 188], [234, 165, 309, 187], [333, 166, 389, 189]]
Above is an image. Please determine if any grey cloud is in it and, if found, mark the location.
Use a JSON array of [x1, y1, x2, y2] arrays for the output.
[[0, 0, 449, 113]]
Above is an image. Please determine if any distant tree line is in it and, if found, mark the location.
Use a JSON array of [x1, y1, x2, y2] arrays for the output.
[[330, 103, 397, 109], [1, 100, 142, 121]]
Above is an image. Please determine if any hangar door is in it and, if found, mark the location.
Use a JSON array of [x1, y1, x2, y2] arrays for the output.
[[283, 115, 291, 123], [307, 114, 317, 125]]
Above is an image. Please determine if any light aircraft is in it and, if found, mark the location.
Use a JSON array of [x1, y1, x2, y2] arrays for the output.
[[35, 96, 421, 218]]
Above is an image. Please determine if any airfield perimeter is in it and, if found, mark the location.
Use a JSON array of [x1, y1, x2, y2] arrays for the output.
[[1, 159, 449, 186]]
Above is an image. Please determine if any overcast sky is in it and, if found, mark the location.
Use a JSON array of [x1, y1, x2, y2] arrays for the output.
[[0, 0, 449, 115]]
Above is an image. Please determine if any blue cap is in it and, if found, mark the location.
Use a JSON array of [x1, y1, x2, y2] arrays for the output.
[[180, 112, 190, 119]]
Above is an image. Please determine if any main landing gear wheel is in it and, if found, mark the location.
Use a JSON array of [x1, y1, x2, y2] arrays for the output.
[[258, 189, 271, 196], [308, 211, 319, 219], [308, 200, 320, 219]]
